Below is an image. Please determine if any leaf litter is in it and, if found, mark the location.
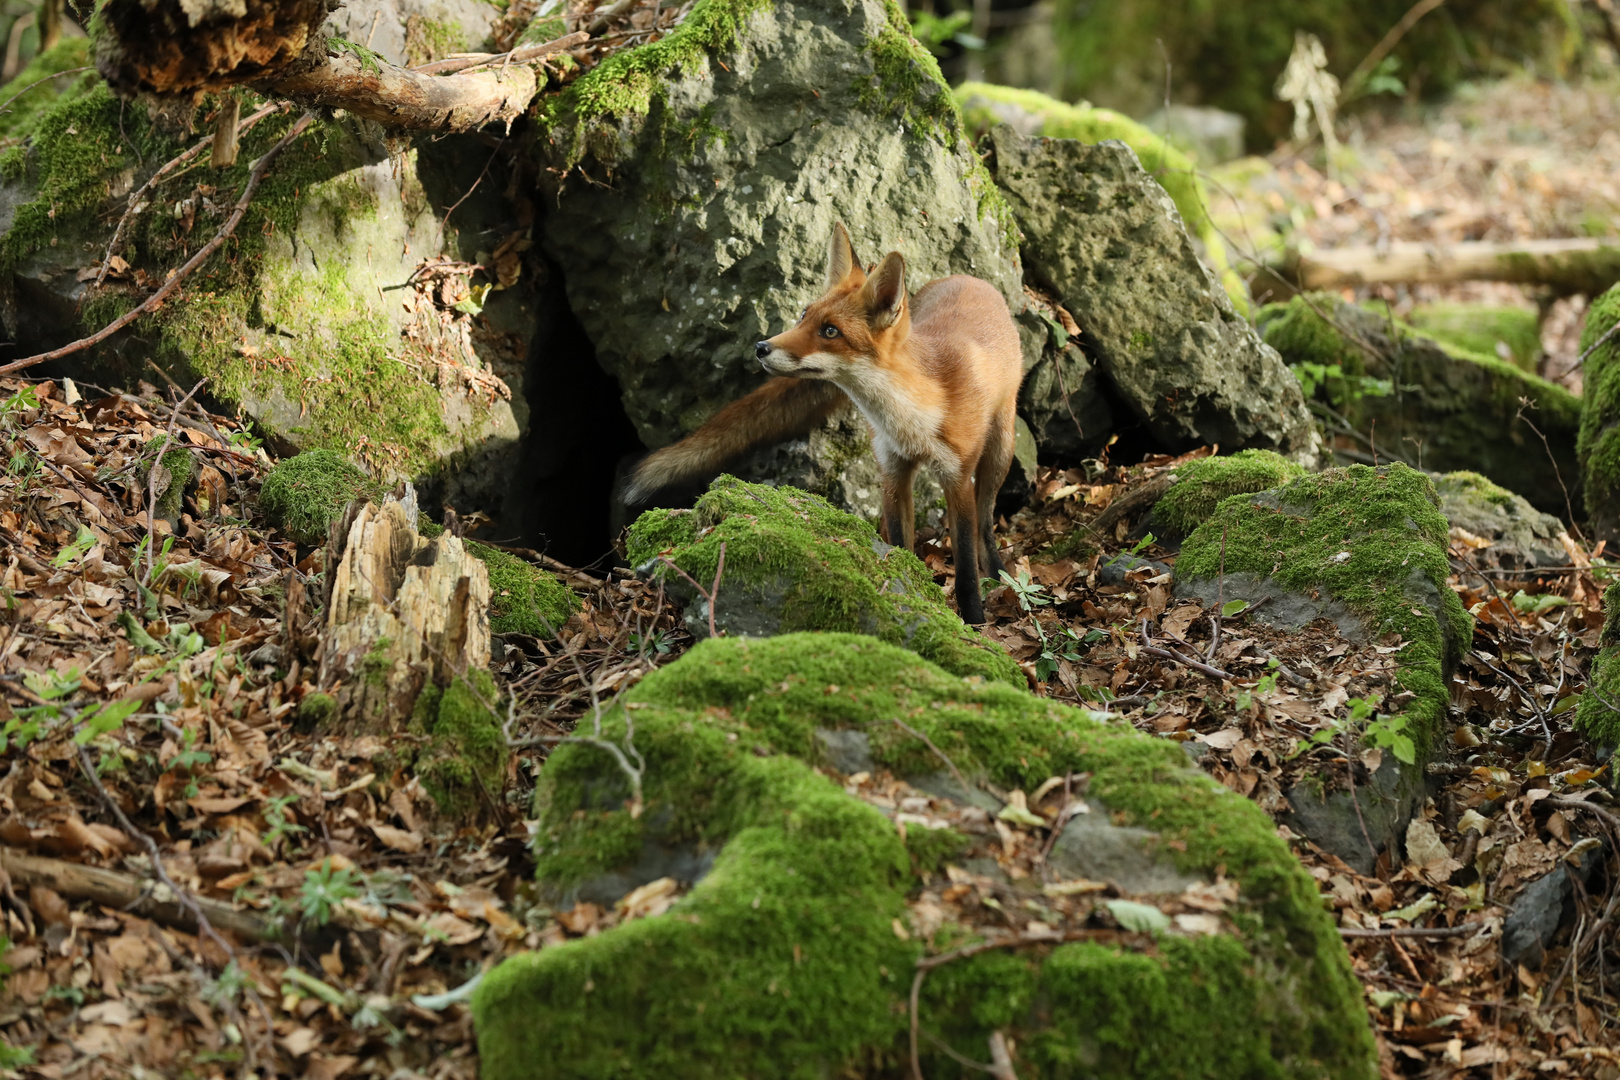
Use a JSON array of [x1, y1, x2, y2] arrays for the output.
[[1, 374, 1618, 1080]]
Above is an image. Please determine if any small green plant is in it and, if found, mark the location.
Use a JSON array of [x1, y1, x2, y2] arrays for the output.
[[1129, 532, 1157, 556], [0, 384, 39, 429], [998, 568, 1050, 609], [1290, 361, 1392, 409], [1, 668, 138, 753], [262, 795, 307, 852], [326, 36, 384, 74], [909, 9, 983, 55], [201, 960, 250, 1008], [1233, 660, 1281, 712], [300, 860, 364, 926], [629, 629, 676, 657], [51, 524, 97, 568], [1291, 693, 1412, 764]]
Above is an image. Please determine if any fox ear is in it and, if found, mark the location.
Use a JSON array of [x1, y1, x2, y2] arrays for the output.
[[825, 223, 864, 291], [862, 252, 906, 329]]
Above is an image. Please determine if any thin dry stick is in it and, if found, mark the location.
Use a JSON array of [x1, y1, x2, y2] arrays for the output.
[[656, 541, 727, 639], [75, 744, 270, 1075], [96, 101, 282, 286], [0, 64, 90, 115], [891, 718, 972, 798], [1139, 619, 1234, 681], [0, 110, 317, 376], [1515, 403, 1584, 544], [142, 379, 208, 586], [1577, 319, 1620, 369], [1344, 0, 1447, 92], [1339, 922, 1483, 939], [1208, 524, 1227, 661], [411, 31, 590, 74]]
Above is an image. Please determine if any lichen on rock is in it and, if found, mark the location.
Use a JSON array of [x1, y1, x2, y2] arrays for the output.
[[986, 124, 1318, 464], [472, 633, 1377, 1080], [1433, 470, 1570, 572], [625, 476, 1022, 686]]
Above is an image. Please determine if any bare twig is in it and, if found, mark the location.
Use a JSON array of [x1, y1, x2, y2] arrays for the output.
[[2, 111, 318, 376], [1339, 921, 1484, 939], [142, 379, 208, 586], [891, 717, 973, 799], [1140, 619, 1235, 681], [411, 31, 589, 74], [656, 541, 727, 639], [1343, 0, 1447, 96], [0, 65, 91, 116], [1515, 403, 1584, 544], [1577, 318, 1620, 369]]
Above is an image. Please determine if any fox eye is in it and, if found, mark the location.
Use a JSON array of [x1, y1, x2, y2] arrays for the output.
[[799, 308, 808, 321], [821, 324, 840, 339]]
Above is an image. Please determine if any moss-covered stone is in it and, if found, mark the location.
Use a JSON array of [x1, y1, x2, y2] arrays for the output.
[[472, 633, 1376, 1079], [625, 477, 1021, 687], [468, 538, 578, 639], [1407, 303, 1542, 373], [140, 436, 196, 523], [409, 669, 508, 816], [955, 81, 1241, 305], [1150, 449, 1306, 538], [1433, 470, 1568, 572], [258, 449, 381, 546], [1259, 293, 1580, 516], [1575, 582, 1620, 747], [1577, 285, 1620, 543], [1175, 464, 1471, 763]]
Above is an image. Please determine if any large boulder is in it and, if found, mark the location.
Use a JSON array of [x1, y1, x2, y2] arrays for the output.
[[473, 633, 1378, 1080], [0, 4, 567, 521], [1173, 463, 1472, 871], [986, 124, 1318, 464], [1577, 285, 1620, 543], [625, 476, 1021, 686], [536, 0, 1022, 521], [1259, 293, 1580, 517]]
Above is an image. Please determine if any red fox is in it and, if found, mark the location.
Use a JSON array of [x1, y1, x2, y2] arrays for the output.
[[622, 223, 1023, 625]]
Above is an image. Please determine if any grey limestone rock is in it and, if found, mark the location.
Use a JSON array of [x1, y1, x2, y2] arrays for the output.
[[987, 125, 1318, 463]]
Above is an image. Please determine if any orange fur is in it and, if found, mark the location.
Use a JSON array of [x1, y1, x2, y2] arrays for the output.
[[623, 223, 1023, 623]]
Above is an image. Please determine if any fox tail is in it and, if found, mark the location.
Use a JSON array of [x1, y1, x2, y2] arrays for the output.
[[620, 377, 846, 506]]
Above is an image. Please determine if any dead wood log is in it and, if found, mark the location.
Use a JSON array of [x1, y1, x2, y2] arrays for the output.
[[317, 491, 491, 731], [94, 0, 586, 134], [0, 847, 275, 941], [1267, 238, 1620, 297]]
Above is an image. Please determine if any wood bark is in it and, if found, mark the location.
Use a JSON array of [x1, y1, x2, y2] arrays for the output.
[[1267, 238, 1620, 297], [317, 493, 491, 731], [0, 848, 274, 941]]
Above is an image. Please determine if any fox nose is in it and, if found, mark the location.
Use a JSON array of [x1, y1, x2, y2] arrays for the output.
[[754, 341, 771, 360]]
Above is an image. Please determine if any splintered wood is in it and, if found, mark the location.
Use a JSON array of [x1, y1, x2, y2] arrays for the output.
[[318, 497, 491, 730]]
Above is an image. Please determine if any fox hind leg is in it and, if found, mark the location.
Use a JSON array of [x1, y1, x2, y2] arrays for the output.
[[947, 476, 985, 624], [973, 407, 1015, 583], [880, 458, 920, 553]]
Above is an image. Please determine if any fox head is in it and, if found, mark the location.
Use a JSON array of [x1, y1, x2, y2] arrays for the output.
[[755, 222, 909, 380]]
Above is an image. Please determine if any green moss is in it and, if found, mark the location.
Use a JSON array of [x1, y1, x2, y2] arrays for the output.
[[1575, 583, 1620, 746], [258, 449, 381, 545], [1151, 449, 1307, 537], [297, 692, 337, 728], [140, 436, 196, 521], [1176, 464, 1472, 760], [410, 669, 508, 815], [537, 0, 770, 168], [1433, 470, 1516, 510], [474, 634, 1375, 1079], [0, 37, 97, 143], [624, 476, 1022, 686], [471, 538, 578, 638], [1407, 303, 1542, 373], [955, 81, 1241, 306], [1578, 285, 1620, 537], [404, 15, 468, 67]]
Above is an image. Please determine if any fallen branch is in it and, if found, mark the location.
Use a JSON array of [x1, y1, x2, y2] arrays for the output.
[[1269, 238, 1620, 297], [0, 846, 276, 941], [1339, 921, 1484, 939], [0, 110, 317, 377], [892, 718, 973, 799]]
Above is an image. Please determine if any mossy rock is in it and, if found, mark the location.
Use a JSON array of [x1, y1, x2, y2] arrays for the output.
[[259, 449, 382, 546], [1575, 582, 1620, 748], [625, 477, 1020, 687], [1577, 285, 1620, 543], [1173, 464, 1471, 869], [987, 125, 1316, 463], [1150, 449, 1306, 539], [1259, 293, 1580, 517], [955, 81, 1241, 306], [0, 60, 521, 487], [1407, 303, 1542, 373], [1432, 471, 1567, 572], [533, 0, 1021, 520], [472, 633, 1377, 1079]]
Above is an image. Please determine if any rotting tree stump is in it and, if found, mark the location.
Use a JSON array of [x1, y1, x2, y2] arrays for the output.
[[316, 489, 491, 733]]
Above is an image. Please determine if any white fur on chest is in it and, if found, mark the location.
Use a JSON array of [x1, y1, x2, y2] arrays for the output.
[[839, 364, 951, 476]]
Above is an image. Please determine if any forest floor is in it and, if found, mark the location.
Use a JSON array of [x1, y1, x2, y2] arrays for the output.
[[0, 373, 1616, 1079]]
